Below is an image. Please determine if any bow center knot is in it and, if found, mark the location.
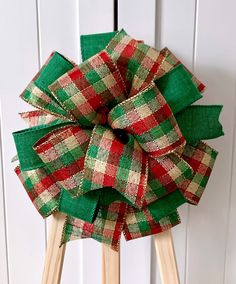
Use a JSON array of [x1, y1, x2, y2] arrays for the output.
[[112, 129, 129, 144]]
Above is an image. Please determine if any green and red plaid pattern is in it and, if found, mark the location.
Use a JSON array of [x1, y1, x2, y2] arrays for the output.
[[21, 82, 70, 119], [20, 110, 62, 127], [62, 201, 127, 250], [34, 125, 92, 197], [62, 203, 180, 246], [106, 29, 164, 96], [106, 30, 205, 96], [145, 153, 192, 204], [62, 203, 180, 245], [62, 216, 92, 242], [12, 29, 223, 250], [15, 166, 59, 217], [157, 48, 206, 93], [20, 52, 75, 120], [49, 51, 127, 126], [80, 125, 148, 208], [123, 205, 180, 240], [109, 83, 185, 157], [177, 141, 218, 204]]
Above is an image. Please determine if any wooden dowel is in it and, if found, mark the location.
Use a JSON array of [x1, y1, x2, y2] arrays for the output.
[[102, 244, 120, 284], [42, 212, 67, 284], [154, 230, 180, 284]]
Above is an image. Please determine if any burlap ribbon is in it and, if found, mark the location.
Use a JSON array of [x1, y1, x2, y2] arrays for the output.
[[13, 30, 223, 250]]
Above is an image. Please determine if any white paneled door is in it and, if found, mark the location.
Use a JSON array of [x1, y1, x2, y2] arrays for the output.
[[0, 1, 235, 283]]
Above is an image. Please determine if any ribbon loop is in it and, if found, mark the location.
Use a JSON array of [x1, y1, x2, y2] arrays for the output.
[[34, 125, 92, 197], [108, 83, 185, 157], [146, 153, 192, 202], [13, 121, 72, 171], [20, 52, 75, 120], [106, 30, 163, 96], [155, 64, 202, 114], [49, 51, 127, 126], [80, 125, 148, 208]]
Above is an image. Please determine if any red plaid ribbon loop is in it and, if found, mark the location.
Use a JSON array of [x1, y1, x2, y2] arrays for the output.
[[80, 125, 148, 208], [34, 125, 92, 197], [49, 51, 127, 126], [108, 83, 186, 157]]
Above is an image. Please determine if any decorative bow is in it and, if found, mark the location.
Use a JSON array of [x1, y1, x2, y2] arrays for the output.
[[13, 30, 223, 250]]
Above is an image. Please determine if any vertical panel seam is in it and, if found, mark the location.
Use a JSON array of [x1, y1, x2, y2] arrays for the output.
[[155, 0, 162, 50], [192, 0, 199, 72], [222, 80, 236, 284], [35, 0, 42, 67], [184, 205, 190, 284], [76, 0, 81, 63], [114, 0, 118, 31], [0, 105, 10, 284], [150, 238, 157, 284], [35, 0, 48, 249], [185, 1, 199, 284]]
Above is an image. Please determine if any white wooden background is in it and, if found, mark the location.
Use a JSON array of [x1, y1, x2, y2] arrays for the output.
[[0, 0, 235, 283]]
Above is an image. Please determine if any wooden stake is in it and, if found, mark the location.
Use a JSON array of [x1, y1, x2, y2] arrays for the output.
[[102, 244, 120, 284], [42, 212, 67, 284], [154, 230, 180, 284]]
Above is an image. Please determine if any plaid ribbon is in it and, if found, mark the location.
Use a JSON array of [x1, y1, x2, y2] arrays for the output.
[[49, 51, 127, 126], [108, 83, 185, 157], [13, 30, 223, 250]]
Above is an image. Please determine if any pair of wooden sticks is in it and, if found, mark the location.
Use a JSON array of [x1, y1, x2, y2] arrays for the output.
[[42, 212, 180, 284]]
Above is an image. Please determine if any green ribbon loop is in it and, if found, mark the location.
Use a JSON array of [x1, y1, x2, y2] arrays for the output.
[[13, 121, 73, 170], [81, 31, 117, 61], [147, 190, 186, 222], [35, 52, 74, 97], [155, 64, 202, 114], [59, 189, 101, 223], [21, 52, 74, 119]]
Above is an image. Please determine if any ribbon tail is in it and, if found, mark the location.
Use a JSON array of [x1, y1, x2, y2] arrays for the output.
[[59, 189, 101, 223], [177, 141, 218, 205], [123, 205, 180, 241], [176, 105, 224, 145], [15, 165, 60, 217], [147, 190, 186, 223], [62, 201, 127, 251]]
